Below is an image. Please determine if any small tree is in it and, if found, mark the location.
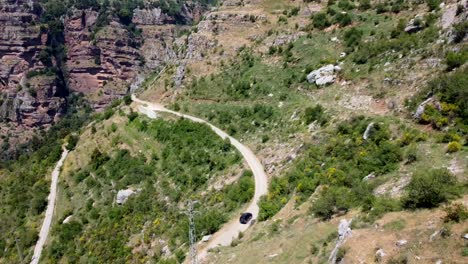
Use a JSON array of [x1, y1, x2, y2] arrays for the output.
[[403, 169, 459, 209], [313, 12, 331, 30]]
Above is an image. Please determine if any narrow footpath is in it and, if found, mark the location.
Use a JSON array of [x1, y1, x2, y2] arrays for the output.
[[30, 148, 69, 264]]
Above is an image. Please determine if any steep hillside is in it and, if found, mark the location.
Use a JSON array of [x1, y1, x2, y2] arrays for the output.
[[0, 0, 467, 263], [136, 0, 468, 262]]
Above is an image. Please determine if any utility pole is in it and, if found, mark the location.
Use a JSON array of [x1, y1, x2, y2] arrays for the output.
[[15, 237, 24, 264], [187, 200, 199, 264]]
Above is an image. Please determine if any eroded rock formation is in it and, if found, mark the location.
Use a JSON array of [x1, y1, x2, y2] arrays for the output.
[[0, 0, 65, 128]]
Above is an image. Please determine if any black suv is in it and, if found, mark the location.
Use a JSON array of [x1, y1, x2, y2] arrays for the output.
[[239, 212, 253, 224]]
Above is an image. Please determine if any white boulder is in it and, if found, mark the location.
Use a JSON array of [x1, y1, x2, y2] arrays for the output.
[[396, 239, 408, 247], [116, 189, 136, 205], [306, 64, 341, 86], [201, 235, 212, 242]]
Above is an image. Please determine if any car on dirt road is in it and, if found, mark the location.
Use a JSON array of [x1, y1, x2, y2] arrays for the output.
[[239, 212, 253, 224]]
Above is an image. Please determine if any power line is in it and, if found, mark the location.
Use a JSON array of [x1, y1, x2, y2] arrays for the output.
[[186, 200, 199, 264]]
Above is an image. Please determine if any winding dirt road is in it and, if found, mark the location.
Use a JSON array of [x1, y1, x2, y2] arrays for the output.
[[132, 95, 268, 261], [31, 148, 69, 264]]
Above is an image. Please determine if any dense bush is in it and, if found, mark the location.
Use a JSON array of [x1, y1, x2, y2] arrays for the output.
[[447, 141, 462, 153], [343, 27, 363, 50], [358, 0, 371, 10], [426, 0, 441, 11], [337, 0, 355, 10], [445, 50, 467, 71], [403, 169, 460, 209], [303, 104, 327, 126], [421, 68, 468, 127], [312, 12, 331, 30], [452, 21, 468, 43], [334, 12, 352, 27], [310, 186, 354, 220]]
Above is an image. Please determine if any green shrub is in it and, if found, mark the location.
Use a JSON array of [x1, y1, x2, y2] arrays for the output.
[[313, 12, 331, 30], [452, 21, 468, 43], [462, 247, 468, 257], [335, 12, 352, 27], [391, 0, 406, 13], [358, 0, 371, 10], [427, 68, 468, 125], [123, 95, 132, 105], [258, 195, 284, 221], [338, 0, 355, 10], [303, 104, 327, 125], [310, 186, 354, 220], [426, 0, 441, 11], [343, 27, 363, 50], [365, 196, 401, 221], [66, 135, 79, 150], [445, 50, 467, 71], [443, 203, 468, 223], [404, 144, 418, 164], [447, 141, 462, 153], [336, 247, 347, 262], [375, 3, 388, 14], [403, 169, 460, 209]]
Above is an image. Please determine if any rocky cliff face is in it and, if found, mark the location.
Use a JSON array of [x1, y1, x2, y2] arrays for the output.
[[0, 0, 65, 128], [64, 9, 142, 109], [0, 0, 205, 151]]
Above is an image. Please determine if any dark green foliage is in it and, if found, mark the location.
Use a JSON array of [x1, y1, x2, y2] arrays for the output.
[[127, 111, 138, 122], [358, 0, 371, 10], [312, 12, 331, 30], [303, 104, 327, 126], [123, 94, 132, 105], [403, 169, 460, 209], [111, 0, 144, 25], [445, 49, 467, 71], [310, 186, 354, 220], [66, 135, 79, 150], [334, 12, 352, 27], [343, 27, 363, 50], [452, 21, 468, 43], [26, 68, 56, 79], [391, 19, 407, 38], [423, 68, 468, 126], [426, 0, 441, 11], [141, 118, 240, 189], [337, 0, 355, 11], [375, 3, 389, 14], [390, 0, 406, 13], [259, 194, 285, 221], [225, 171, 255, 205]]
